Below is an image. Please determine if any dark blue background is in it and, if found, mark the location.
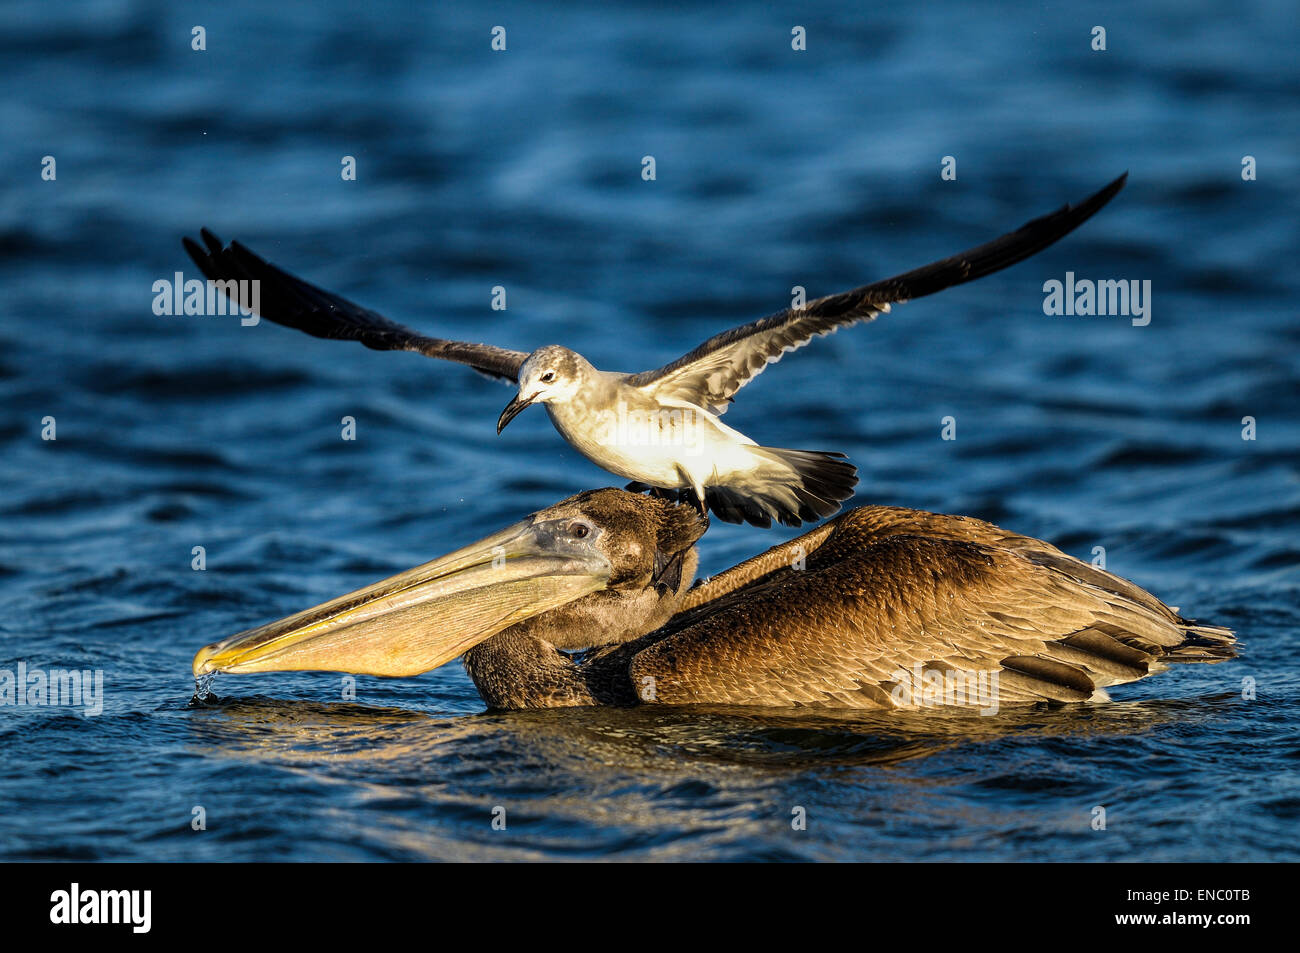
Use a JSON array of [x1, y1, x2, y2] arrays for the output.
[[0, 0, 1296, 860]]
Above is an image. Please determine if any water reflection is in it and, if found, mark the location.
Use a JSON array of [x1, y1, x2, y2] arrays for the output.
[[188, 694, 1231, 773], [175, 695, 1243, 860]]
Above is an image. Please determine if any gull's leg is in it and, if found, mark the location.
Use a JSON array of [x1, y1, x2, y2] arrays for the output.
[[689, 487, 711, 528], [672, 465, 712, 528], [626, 481, 683, 504], [625, 479, 710, 527]]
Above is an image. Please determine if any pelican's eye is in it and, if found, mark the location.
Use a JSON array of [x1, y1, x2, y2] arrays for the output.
[[541, 371, 556, 383], [568, 520, 591, 540]]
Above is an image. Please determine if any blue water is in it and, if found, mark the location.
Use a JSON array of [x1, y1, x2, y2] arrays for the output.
[[1, 0, 1297, 861]]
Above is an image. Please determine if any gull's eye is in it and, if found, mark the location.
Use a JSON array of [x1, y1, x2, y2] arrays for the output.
[[541, 371, 556, 383], [568, 520, 590, 539]]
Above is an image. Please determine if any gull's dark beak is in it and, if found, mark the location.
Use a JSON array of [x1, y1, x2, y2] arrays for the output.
[[496, 392, 537, 433], [192, 517, 611, 678]]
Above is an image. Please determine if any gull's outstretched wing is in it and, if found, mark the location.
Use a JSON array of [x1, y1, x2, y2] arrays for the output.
[[182, 230, 529, 382], [626, 173, 1127, 414]]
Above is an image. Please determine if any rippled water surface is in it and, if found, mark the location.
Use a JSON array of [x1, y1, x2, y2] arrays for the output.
[[1, 0, 1297, 861]]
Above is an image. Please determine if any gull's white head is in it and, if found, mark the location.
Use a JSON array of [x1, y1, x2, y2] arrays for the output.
[[497, 345, 591, 432]]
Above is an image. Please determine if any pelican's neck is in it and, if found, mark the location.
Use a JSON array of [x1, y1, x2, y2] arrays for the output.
[[461, 629, 597, 710], [461, 550, 700, 710]]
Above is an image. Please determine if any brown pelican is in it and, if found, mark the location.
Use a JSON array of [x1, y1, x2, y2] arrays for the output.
[[193, 488, 1234, 711], [184, 174, 1126, 528]]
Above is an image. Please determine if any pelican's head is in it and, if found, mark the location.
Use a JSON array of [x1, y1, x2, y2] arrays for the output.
[[192, 489, 707, 679], [547, 488, 706, 593], [497, 345, 590, 432]]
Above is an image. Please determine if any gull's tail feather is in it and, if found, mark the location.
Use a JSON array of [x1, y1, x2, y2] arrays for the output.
[[708, 448, 858, 528], [627, 450, 858, 528]]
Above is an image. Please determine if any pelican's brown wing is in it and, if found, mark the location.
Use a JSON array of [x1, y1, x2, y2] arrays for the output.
[[182, 230, 528, 382], [626, 174, 1127, 414], [631, 504, 1233, 709]]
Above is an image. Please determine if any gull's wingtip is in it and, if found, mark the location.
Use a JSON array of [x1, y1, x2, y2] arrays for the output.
[[1076, 171, 1127, 210], [1023, 172, 1128, 240], [182, 228, 224, 260], [199, 227, 223, 252], [1083, 171, 1128, 211]]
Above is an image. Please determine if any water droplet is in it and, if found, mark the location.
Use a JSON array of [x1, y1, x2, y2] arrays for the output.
[[191, 671, 218, 704]]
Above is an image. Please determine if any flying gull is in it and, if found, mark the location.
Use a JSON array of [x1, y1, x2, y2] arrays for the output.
[[184, 173, 1126, 528]]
